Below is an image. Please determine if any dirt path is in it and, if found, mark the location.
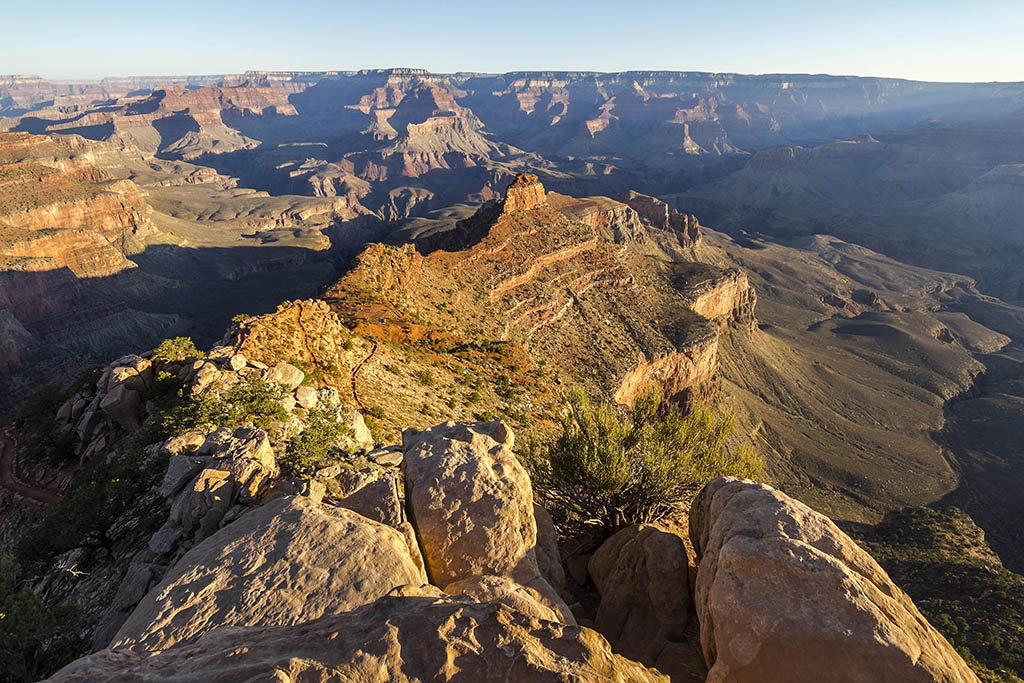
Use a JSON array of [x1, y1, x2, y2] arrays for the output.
[[0, 427, 63, 504], [351, 339, 378, 412]]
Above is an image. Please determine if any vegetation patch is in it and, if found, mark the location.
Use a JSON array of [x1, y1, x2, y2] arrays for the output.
[[522, 386, 762, 540], [0, 555, 86, 683], [847, 508, 1024, 683], [150, 336, 203, 363], [279, 409, 350, 477], [159, 376, 287, 436]]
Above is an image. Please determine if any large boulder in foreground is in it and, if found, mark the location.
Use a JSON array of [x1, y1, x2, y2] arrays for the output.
[[403, 420, 538, 586], [689, 477, 979, 683], [111, 496, 422, 651], [589, 524, 691, 674], [50, 595, 668, 682]]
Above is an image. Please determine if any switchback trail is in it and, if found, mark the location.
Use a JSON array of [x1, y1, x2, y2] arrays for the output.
[[0, 426, 62, 504], [351, 339, 378, 412]]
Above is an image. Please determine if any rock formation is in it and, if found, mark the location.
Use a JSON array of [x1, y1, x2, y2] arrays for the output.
[[110, 496, 423, 651], [589, 524, 691, 675], [689, 477, 979, 682], [51, 595, 667, 682]]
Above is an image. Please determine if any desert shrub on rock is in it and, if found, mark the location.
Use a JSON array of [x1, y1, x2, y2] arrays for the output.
[[150, 337, 203, 363], [523, 386, 762, 539], [280, 409, 351, 476], [159, 376, 287, 436]]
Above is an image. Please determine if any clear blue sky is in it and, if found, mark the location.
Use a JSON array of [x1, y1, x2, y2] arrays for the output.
[[2, 0, 1022, 82]]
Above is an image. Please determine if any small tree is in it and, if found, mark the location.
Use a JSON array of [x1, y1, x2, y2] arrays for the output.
[[151, 337, 203, 363], [280, 409, 350, 477], [523, 386, 762, 539]]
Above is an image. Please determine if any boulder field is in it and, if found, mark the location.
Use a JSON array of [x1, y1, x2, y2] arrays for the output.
[[48, 413, 977, 681]]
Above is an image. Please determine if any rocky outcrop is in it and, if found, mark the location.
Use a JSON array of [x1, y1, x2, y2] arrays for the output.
[[110, 496, 423, 652], [689, 477, 979, 683], [617, 190, 701, 247], [52, 594, 668, 682], [402, 421, 574, 624], [501, 173, 547, 213], [682, 268, 757, 327], [613, 323, 720, 406], [589, 524, 691, 675]]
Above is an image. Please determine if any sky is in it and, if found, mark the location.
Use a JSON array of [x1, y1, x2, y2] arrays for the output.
[[2, 0, 1022, 83]]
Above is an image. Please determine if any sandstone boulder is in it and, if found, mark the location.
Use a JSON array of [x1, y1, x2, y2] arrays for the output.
[[689, 477, 979, 683], [534, 502, 566, 593], [294, 384, 318, 409], [264, 361, 304, 390], [52, 595, 668, 682], [589, 524, 690, 673], [336, 468, 404, 527], [403, 420, 536, 586], [111, 496, 423, 652], [99, 382, 143, 430]]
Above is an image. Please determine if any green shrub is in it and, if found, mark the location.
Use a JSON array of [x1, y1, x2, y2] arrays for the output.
[[151, 337, 203, 363], [0, 555, 86, 682], [522, 386, 762, 539], [159, 376, 287, 436], [415, 369, 435, 386], [279, 409, 350, 477], [15, 386, 76, 467]]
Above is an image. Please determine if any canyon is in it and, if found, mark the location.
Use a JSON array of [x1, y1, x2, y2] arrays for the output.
[[2, 67, 1024, 681]]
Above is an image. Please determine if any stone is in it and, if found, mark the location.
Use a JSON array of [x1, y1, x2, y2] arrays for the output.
[[207, 345, 235, 360], [208, 428, 278, 502], [147, 526, 183, 555], [317, 385, 341, 407], [161, 430, 205, 456], [89, 561, 159, 651], [109, 496, 424, 652], [228, 353, 247, 371], [99, 382, 143, 430], [402, 420, 539, 586], [444, 574, 576, 625], [397, 521, 429, 584], [588, 524, 690, 670], [53, 595, 668, 682], [158, 454, 206, 498], [181, 469, 233, 539], [264, 361, 304, 390], [335, 405, 373, 451], [280, 394, 296, 412], [198, 426, 233, 454], [314, 463, 342, 479], [534, 502, 565, 593], [502, 173, 547, 213], [190, 362, 220, 395], [336, 470, 404, 528], [294, 384, 318, 409], [106, 355, 153, 391], [368, 445, 403, 466], [76, 407, 100, 442], [689, 477, 979, 683]]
